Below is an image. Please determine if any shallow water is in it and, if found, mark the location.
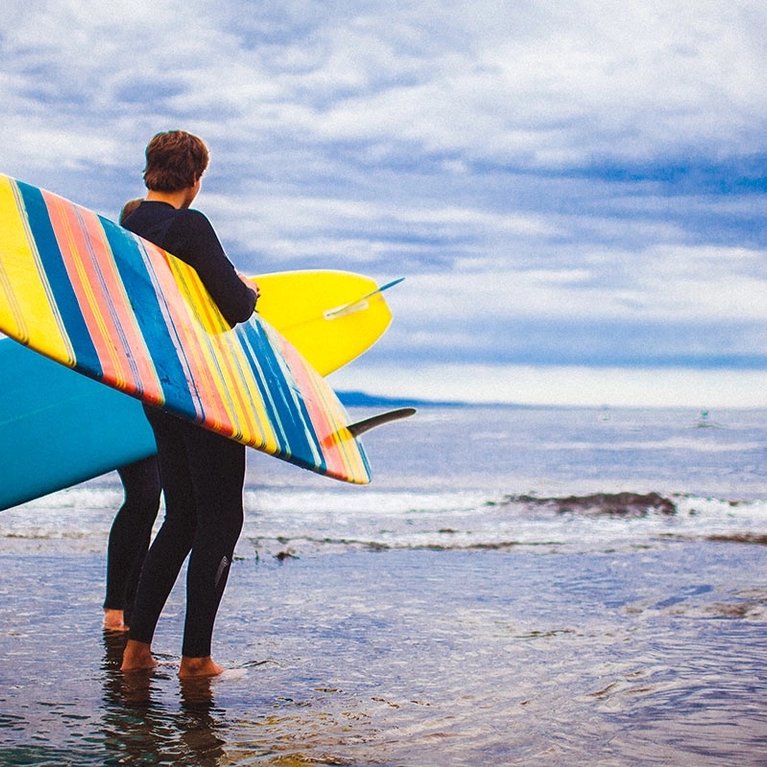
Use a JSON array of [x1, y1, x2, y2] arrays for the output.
[[1, 543, 767, 766], [1, 406, 767, 765]]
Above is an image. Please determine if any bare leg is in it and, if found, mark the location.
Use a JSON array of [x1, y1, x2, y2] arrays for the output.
[[103, 608, 129, 632], [178, 656, 224, 679], [121, 639, 157, 672]]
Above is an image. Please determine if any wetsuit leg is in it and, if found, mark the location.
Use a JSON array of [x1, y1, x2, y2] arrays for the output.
[[104, 456, 161, 616], [181, 425, 245, 658], [128, 407, 245, 657], [128, 409, 199, 647]]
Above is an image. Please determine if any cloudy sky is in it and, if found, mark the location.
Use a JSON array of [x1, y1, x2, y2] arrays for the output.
[[3, 0, 767, 406]]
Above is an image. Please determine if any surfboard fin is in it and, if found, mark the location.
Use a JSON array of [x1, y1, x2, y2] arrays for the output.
[[323, 277, 405, 320], [347, 407, 416, 438]]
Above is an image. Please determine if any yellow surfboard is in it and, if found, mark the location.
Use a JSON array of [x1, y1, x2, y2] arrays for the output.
[[253, 271, 402, 376]]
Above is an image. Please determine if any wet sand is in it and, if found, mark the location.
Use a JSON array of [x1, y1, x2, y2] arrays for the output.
[[1, 541, 767, 766]]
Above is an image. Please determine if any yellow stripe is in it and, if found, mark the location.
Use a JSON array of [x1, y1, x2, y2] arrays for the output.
[[236, 331, 288, 452], [318, 381, 367, 478], [0, 177, 72, 361], [227, 336, 279, 448], [169, 262, 233, 431], [168, 258, 244, 432], [168, 256, 279, 448]]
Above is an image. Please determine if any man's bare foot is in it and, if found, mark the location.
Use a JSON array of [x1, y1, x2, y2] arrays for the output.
[[121, 640, 157, 672], [103, 609, 129, 632], [178, 656, 224, 678]]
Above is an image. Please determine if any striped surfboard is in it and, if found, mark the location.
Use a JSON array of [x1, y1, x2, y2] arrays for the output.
[[0, 174, 372, 484]]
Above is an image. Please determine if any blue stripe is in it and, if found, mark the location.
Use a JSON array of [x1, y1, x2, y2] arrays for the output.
[[239, 319, 324, 471], [17, 181, 103, 378], [101, 217, 198, 417]]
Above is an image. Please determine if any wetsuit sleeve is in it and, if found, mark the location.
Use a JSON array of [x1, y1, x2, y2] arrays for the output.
[[171, 211, 257, 327]]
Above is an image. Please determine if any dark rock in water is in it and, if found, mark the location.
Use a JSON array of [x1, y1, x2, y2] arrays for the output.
[[504, 492, 677, 518], [706, 533, 767, 545]]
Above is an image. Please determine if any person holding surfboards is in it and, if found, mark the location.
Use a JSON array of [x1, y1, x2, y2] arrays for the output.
[[120, 130, 258, 678], [102, 198, 162, 634]]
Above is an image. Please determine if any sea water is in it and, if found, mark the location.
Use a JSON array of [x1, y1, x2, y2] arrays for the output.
[[1, 405, 766, 765]]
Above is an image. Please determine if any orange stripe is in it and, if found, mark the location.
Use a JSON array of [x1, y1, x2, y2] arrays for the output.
[[45, 195, 126, 381], [149, 251, 221, 422], [78, 207, 161, 397], [216, 334, 268, 442], [130, 239, 200, 413], [43, 193, 159, 396], [167, 258, 255, 436]]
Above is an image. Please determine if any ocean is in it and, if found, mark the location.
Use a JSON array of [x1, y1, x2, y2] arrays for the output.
[[1, 404, 766, 765]]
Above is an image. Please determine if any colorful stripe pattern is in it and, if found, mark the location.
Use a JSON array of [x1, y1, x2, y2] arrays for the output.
[[0, 175, 371, 484]]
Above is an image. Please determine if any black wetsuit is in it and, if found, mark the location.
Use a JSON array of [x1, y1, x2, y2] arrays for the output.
[[104, 456, 162, 625], [123, 202, 257, 657]]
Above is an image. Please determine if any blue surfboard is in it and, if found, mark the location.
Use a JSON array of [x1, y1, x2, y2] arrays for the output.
[[0, 338, 155, 510]]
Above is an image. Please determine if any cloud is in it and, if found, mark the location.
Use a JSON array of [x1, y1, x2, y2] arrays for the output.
[[2, 0, 767, 402]]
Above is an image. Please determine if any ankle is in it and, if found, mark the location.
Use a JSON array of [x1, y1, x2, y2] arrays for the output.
[[103, 608, 128, 632], [179, 656, 224, 678], [121, 640, 156, 672]]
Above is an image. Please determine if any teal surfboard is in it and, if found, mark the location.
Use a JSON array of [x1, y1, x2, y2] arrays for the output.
[[0, 338, 155, 510]]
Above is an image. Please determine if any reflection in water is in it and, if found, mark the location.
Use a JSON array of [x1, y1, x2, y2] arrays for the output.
[[100, 633, 227, 766]]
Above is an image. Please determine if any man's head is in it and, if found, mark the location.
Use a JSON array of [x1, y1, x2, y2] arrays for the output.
[[143, 130, 209, 192]]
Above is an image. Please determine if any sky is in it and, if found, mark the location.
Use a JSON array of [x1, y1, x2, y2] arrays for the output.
[[2, 0, 767, 407]]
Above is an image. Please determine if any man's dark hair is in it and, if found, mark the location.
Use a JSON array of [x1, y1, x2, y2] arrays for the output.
[[143, 130, 209, 192]]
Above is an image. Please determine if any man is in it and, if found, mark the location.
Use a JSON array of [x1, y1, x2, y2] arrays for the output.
[[120, 130, 258, 678]]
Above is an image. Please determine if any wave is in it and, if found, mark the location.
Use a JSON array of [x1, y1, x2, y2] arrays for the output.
[[235, 488, 767, 558], [2, 484, 766, 558]]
